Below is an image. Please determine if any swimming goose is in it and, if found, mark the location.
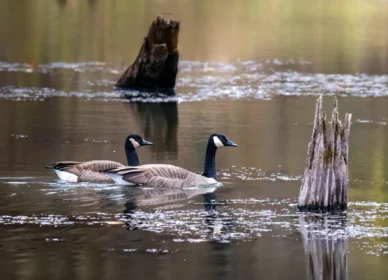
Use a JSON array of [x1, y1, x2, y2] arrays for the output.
[[45, 134, 152, 183], [105, 133, 237, 188]]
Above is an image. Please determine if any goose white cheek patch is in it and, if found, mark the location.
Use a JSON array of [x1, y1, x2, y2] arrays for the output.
[[129, 138, 140, 148], [213, 136, 224, 148]]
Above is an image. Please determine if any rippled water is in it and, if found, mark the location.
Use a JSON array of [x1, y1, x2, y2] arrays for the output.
[[2, 60, 388, 102], [1, 175, 387, 250], [2, 0, 388, 280]]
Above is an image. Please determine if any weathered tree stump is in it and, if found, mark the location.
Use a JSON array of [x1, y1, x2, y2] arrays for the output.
[[297, 96, 352, 213], [299, 215, 348, 280], [116, 16, 180, 93]]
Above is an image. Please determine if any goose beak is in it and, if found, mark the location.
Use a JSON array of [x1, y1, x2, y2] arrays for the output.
[[141, 139, 153, 146], [225, 139, 238, 147]]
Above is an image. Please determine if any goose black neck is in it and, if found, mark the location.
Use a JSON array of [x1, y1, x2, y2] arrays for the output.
[[202, 142, 217, 179], [125, 147, 140, 166]]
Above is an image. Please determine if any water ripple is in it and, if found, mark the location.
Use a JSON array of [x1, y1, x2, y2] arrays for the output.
[[0, 199, 386, 254], [220, 167, 301, 181], [0, 173, 387, 255], [0, 61, 118, 74], [1, 60, 388, 101]]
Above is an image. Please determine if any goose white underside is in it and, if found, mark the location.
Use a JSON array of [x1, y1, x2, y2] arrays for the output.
[[183, 186, 217, 192], [206, 178, 218, 184], [54, 170, 78, 182], [107, 173, 135, 185]]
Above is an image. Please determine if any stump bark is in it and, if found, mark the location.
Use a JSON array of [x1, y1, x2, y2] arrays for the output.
[[116, 16, 180, 93], [299, 215, 348, 280], [297, 96, 352, 213]]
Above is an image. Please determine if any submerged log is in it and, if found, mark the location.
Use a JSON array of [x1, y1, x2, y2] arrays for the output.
[[299, 215, 348, 280], [297, 96, 352, 213], [116, 16, 180, 93]]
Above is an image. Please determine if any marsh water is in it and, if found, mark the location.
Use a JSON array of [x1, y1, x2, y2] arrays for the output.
[[1, 0, 388, 279]]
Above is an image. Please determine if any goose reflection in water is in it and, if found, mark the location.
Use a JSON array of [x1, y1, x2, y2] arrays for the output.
[[123, 187, 217, 210], [122, 187, 236, 238], [299, 214, 348, 280], [122, 187, 216, 230]]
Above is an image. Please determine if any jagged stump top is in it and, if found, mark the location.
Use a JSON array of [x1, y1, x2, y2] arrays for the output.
[[116, 16, 180, 93], [297, 96, 352, 213]]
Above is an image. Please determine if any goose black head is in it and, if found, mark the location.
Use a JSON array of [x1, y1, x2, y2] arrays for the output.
[[209, 133, 238, 148], [125, 134, 153, 150]]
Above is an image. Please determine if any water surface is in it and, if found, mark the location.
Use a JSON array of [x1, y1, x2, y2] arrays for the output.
[[1, 1, 388, 279]]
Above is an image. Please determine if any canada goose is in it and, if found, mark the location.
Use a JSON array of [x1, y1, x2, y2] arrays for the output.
[[45, 134, 152, 183], [105, 133, 237, 188]]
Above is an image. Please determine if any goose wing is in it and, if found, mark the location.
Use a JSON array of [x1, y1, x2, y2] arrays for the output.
[[47, 160, 124, 182], [76, 170, 115, 183], [74, 160, 124, 173], [107, 164, 215, 188]]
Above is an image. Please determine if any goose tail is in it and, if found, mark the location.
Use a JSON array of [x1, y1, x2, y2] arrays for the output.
[[103, 166, 139, 174], [103, 167, 120, 174], [103, 166, 137, 185], [45, 162, 57, 169]]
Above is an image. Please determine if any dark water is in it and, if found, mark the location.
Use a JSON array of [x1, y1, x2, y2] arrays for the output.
[[1, 0, 388, 279]]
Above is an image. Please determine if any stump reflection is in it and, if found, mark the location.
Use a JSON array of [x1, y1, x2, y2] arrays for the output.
[[128, 101, 178, 158], [299, 215, 348, 280]]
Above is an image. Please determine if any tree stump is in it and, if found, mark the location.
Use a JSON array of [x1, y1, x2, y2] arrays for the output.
[[299, 215, 348, 280], [116, 16, 180, 93], [297, 96, 352, 213]]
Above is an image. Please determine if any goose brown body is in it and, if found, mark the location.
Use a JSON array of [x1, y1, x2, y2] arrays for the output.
[[107, 164, 217, 188], [46, 134, 152, 183], [46, 160, 124, 183]]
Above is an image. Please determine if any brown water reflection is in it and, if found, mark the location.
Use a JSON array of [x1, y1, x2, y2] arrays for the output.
[[129, 101, 179, 158], [1, 0, 388, 73]]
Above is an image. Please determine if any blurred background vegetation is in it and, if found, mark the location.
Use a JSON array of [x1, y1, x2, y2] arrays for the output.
[[1, 0, 388, 74]]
